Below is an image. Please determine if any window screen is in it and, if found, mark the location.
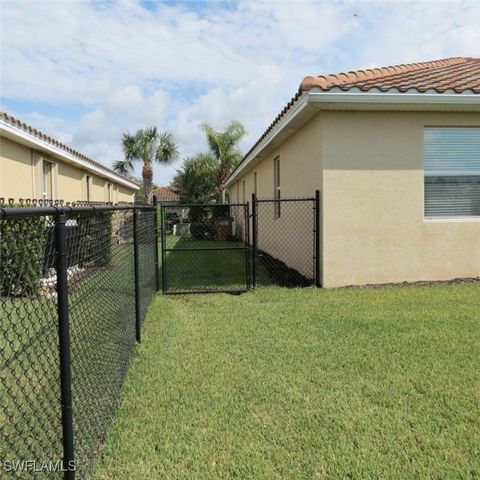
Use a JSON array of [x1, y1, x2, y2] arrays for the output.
[[424, 128, 480, 218]]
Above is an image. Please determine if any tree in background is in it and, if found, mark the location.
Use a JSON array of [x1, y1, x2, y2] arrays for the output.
[[172, 121, 246, 203], [171, 154, 218, 204], [114, 127, 179, 202], [201, 120, 246, 199]]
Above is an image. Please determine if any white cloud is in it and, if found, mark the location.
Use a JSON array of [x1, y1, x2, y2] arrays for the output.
[[1, 0, 479, 186]]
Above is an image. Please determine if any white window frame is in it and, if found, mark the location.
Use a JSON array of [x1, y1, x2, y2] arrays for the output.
[[274, 157, 281, 219], [86, 175, 91, 202], [107, 182, 112, 203], [42, 160, 53, 201], [424, 127, 480, 220]]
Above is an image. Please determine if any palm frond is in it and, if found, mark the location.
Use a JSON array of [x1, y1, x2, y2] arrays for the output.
[[113, 159, 134, 175], [155, 131, 179, 164]]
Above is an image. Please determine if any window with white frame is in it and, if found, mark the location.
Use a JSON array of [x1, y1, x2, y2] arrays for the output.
[[274, 157, 281, 219], [86, 175, 91, 202], [424, 128, 480, 218], [42, 160, 53, 200], [254, 172, 257, 196], [107, 182, 112, 202], [242, 180, 246, 203]]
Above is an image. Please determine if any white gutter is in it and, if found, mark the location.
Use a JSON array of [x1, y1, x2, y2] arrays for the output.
[[224, 91, 480, 187], [0, 119, 139, 190], [306, 90, 480, 106]]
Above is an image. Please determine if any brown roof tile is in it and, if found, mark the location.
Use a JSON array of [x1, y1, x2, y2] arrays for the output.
[[150, 186, 179, 202], [300, 57, 480, 93]]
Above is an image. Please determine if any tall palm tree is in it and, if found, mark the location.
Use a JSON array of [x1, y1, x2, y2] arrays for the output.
[[113, 127, 179, 202], [200, 120, 246, 199]]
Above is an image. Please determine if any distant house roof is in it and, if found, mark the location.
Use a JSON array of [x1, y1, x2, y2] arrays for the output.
[[0, 112, 139, 190], [225, 57, 480, 187], [150, 186, 179, 203]]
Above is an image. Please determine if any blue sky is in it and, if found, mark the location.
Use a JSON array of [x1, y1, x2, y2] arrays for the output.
[[1, 0, 479, 185]]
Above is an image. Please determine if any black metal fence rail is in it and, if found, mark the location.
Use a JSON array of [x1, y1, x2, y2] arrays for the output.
[[0, 203, 158, 479]]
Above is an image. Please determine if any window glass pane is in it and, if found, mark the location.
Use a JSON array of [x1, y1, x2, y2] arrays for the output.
[[424, 128, 480, 218], [424, 128, 480, 174], [425, 175, 480, 217], [43, 161, 52, 200]]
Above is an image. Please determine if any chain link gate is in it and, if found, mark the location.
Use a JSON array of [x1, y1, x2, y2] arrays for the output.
[[160, 203, 250, 294], [251, 191, 320, 288]]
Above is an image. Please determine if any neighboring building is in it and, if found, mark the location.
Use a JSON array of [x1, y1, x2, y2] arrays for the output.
[[225, 57, 480, 288], [0, 112, 138, 203], [149, 186, 180, 204]]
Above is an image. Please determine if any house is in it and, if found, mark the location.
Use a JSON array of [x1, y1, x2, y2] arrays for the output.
[[0, 112, 138, 204], [225, 57, 480, 288], [149, 186, 180, 204]]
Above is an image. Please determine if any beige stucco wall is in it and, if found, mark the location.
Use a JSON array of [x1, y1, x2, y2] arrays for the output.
[[228, 110, 480, 287], [229, 114, 323, 279], [0, 137, 33, 199], [0, 136, 135, 203], [321, 111, 480, 287]]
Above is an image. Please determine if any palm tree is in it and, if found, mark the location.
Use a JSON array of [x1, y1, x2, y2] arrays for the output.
[[172, 154, 219, 204], [113, 127, 179, 202], [200, 121, 246, 199]]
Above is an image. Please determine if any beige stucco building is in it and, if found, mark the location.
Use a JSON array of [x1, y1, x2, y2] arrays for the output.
[[0, 112, 138, 204], [225, 57, 480, 288]]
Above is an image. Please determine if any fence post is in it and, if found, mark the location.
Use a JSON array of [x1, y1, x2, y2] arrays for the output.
[[314, 189, 321, 288], [55, 213, 76, 479], [245, 202, 251, 290], [160, 204, 167, 294], [251, 193, 257, 288], [133, 207, 141, 343], [152, 195, 160, 292]]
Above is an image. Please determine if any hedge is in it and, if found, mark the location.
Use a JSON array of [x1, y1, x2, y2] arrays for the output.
[[0, 214, 47, 297], [0, 210, 113, 297]]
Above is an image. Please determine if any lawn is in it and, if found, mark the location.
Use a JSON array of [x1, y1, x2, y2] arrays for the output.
[[163, 235, 274, 293], [94, 283, 480, 479]]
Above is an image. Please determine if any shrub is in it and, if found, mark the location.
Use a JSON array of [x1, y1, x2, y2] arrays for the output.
[[0, 209, 113, 297], [0, 214, 48, 297], [73, 211, 113, 268]]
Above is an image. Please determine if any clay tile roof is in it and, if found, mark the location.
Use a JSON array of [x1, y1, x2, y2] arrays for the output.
[[0, 111, 138, 187], [225, 57, 480, 186], [150, 186, 179, 202], [299, 56, 480, 93]]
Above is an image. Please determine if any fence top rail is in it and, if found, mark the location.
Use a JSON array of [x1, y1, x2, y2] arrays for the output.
[[161, 202, 248, 208], [255, 197, 315, 203], [0, 203, 155, 219]]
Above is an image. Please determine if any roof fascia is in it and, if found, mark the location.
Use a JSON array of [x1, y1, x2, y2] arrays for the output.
[[224, 91, 480, 187]]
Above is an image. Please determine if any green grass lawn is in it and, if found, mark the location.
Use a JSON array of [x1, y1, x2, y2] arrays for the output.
[[94, 283, 480, 479], [163, 235, 272, 293]]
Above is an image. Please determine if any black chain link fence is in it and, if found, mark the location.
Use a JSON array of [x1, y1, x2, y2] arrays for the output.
[[0, 204, 158, 479], [252, 196, 319, 288], [161, 203, 250, 294]]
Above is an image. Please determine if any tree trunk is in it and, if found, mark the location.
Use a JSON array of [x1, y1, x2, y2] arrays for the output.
[[218, 169, 226, 204], [142, 162, 153, 203]]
